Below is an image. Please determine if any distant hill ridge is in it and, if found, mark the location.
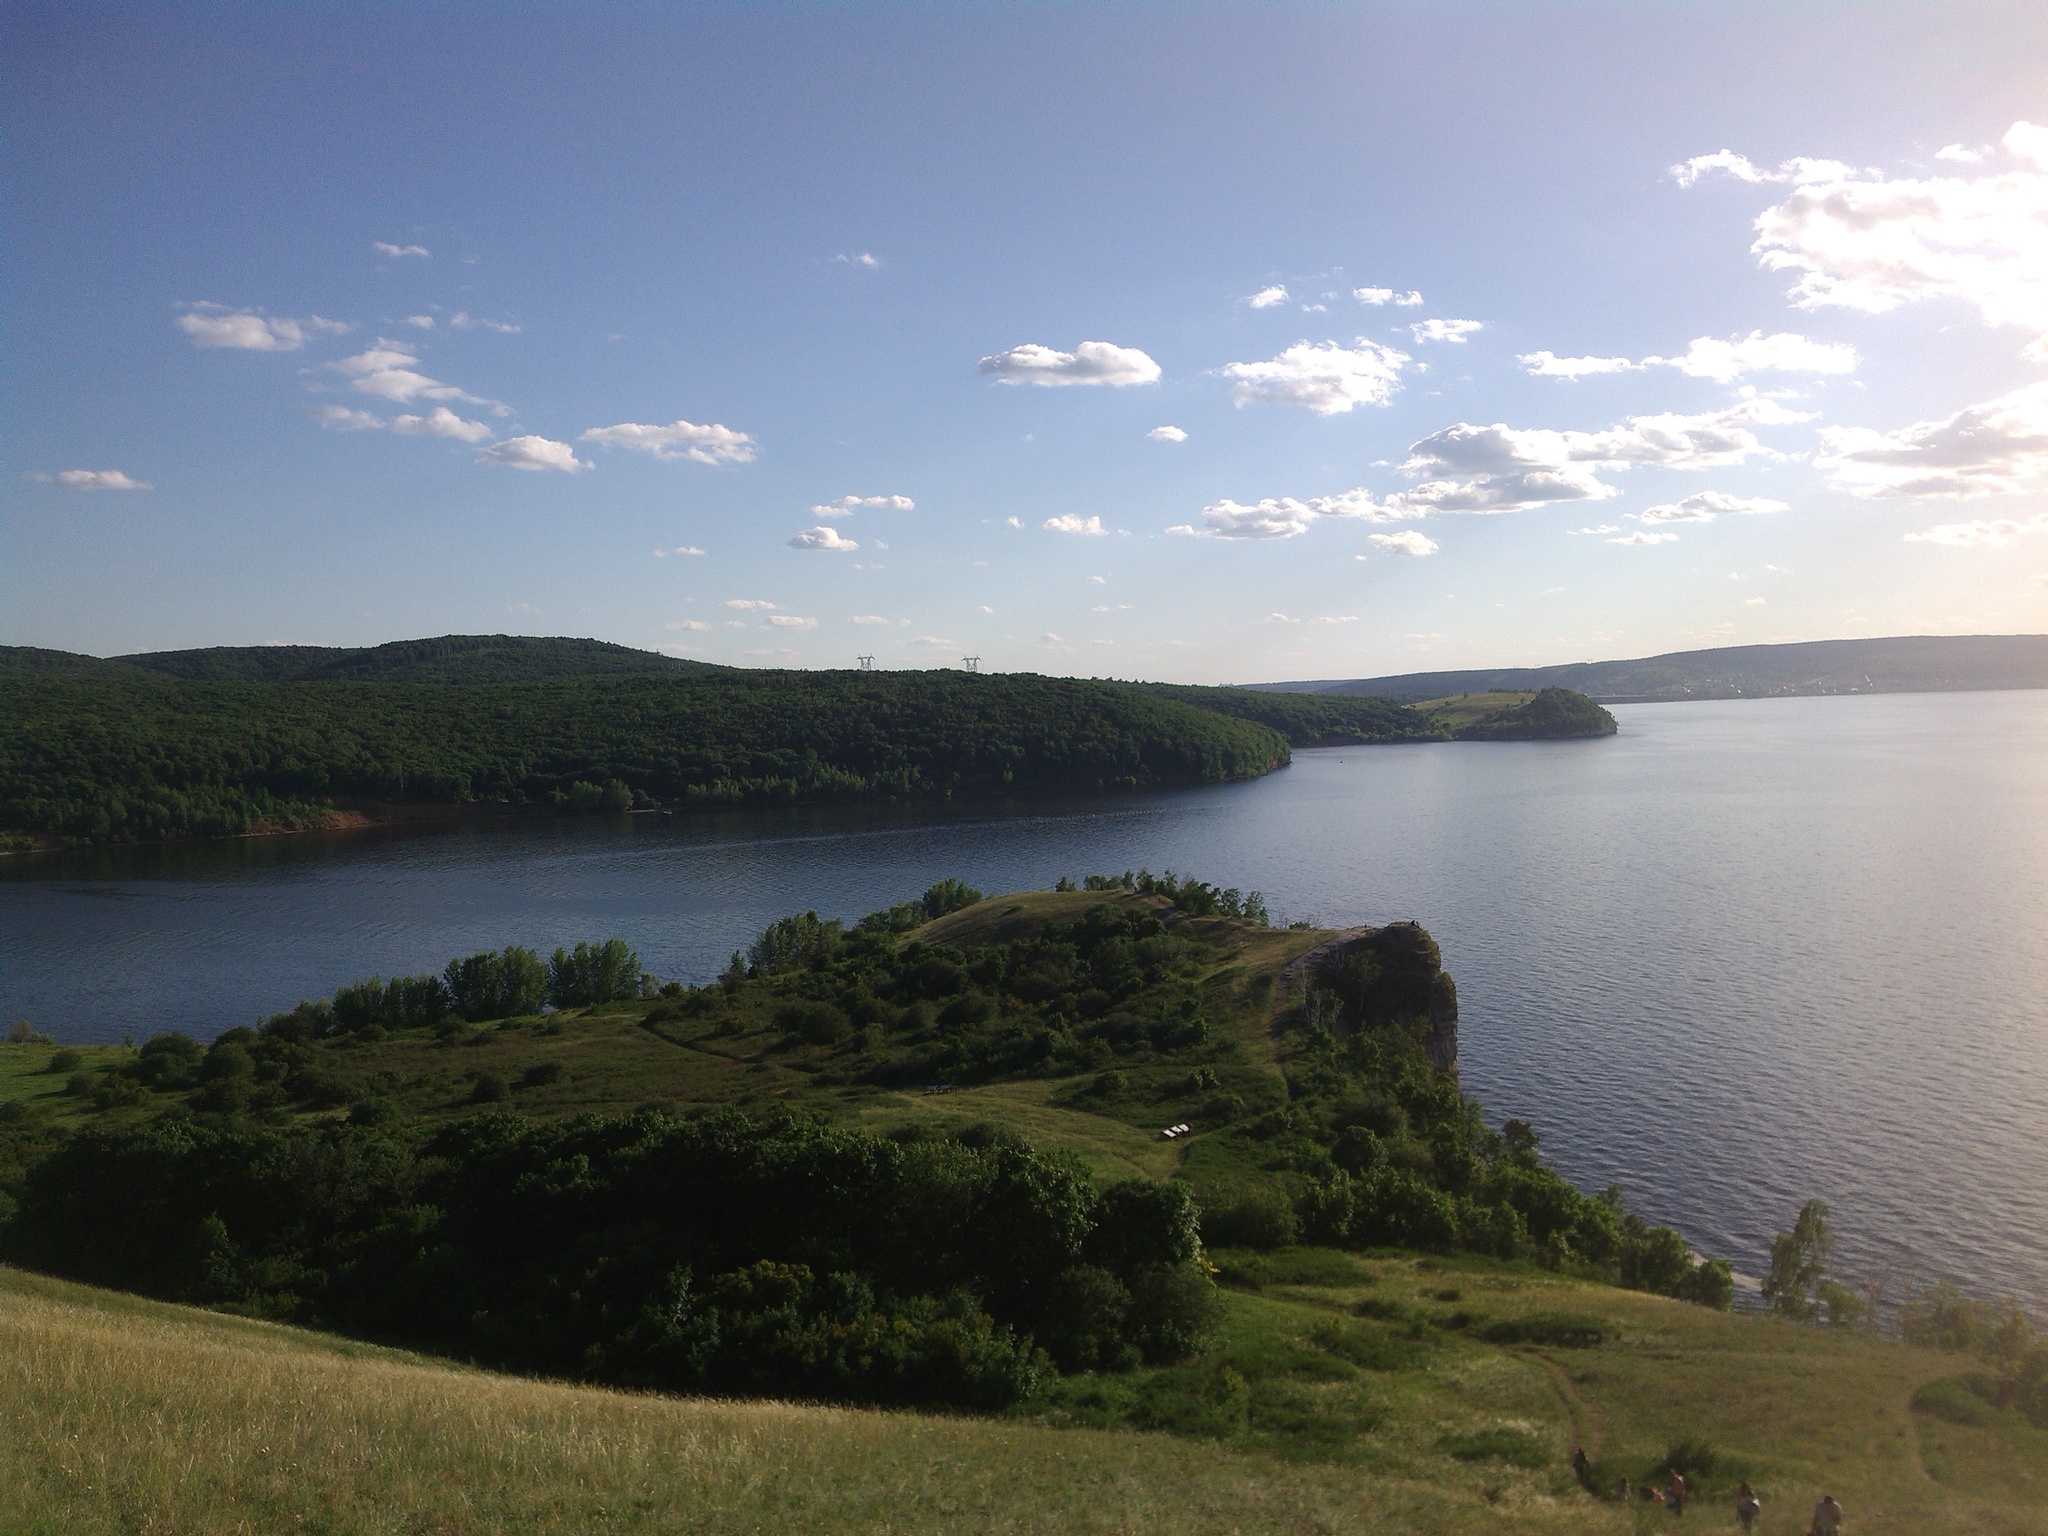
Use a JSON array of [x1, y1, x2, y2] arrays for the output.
[[13, 634, 727, 684], [1247, 634, 2048, 703]]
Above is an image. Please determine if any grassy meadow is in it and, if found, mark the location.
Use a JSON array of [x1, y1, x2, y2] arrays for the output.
[[6, 1251, 2046, 1535]]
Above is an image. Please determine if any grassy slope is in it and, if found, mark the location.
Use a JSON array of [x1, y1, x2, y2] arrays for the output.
[[1416, 692, 1538, 729], [6, 1254, 2045, 1535]]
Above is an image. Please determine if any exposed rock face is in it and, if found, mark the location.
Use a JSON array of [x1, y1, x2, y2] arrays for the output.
[[1276, 921, 1459, 1075]]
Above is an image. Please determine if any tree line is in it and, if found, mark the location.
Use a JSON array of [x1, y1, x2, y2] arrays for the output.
[[0, 668, 1296, 846]]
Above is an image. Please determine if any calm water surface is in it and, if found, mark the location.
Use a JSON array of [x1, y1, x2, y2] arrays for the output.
[[5, 691, 2045, 1310]]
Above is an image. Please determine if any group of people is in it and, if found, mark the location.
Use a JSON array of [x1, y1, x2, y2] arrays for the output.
[[1571, 1447, 1845, 1531]]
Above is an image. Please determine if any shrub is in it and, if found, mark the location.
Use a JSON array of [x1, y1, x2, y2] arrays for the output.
[[1441, 1428, 1549, 1469], [468, 1072, 511, 1104], [776, 1000, 852, 1046], [45, 1049, 82, 1074], [1202, 1189, 1298, 1251], [1479, 1313, 1608, 1348], [516, 1061, 565, 1089], [347, 1097, 403, 1127]]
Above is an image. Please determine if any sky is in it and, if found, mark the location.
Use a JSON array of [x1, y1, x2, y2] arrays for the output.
[[4, 1, 2045, 683]]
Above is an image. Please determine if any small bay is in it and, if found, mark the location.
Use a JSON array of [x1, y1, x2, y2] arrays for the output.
[[4, 689, 2044, 1312]]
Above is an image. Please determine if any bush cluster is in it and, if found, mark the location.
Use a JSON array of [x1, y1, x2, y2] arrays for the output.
[[2, 1110, 1217, 1410]]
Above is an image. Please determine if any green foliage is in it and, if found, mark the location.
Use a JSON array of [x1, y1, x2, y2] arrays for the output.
[[1, 1110, 1217, 1412], [1904, 1282, 2047, 1428], [546, 938, 641, 1007], [749, 912, 842, 975], [1440, 1427, 1550, 1468], [443, 947, 548, 1022], [1452, 686, 1617, 741], [0, 662, 1291, 846], [332, 974, 449, 1032], [1134, 683, 1444, 747], [1761, 1199, 1855, 1323]]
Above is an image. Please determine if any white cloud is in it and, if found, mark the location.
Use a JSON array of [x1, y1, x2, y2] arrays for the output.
[[1248, 285, 1289, 309], [1660, 331, 1856, 383], [651, 544, 705, 557], [811, 494, 913, 517], [850, 613, 891, 625], [1004, 515, 1023, 528], [1518, 351, 1641, 379], [1906, 514, 2048, 546], [390, 406, 492, 442], [1635, 491, 1790, 524], [1410, 318, 1483, 344], [722, 599, 779, 610], [1391, 398, 1810, 513], [1368, 530, 1438, 556], [40, 468, 150, 489], [1177, 486, 1405, 540], [1265, 612, 1299, 624], [833, 252, 881, 268], [478, 436, 587, 472], [1669, 151, 1855, 188], [405, 315, 436, 330], [666, 619, 711, 631], [1222, 338, 1410, 414], [789, 525, 860, 551], [1354, 287, 1423, 306], [1044, 514, 1107, 535], [1819, 381, 2048, 498], [1682, 122, 2048, 353], [766, 614, 818, 628], [372, 241, 430, 258], [1180, 402, 1805, 539], [1609, 530, 1680, 545], [178, 307, 309, 350], [1936, 144, 1987, 164], [1147, 425, 1188, 443], [1519, 331, 1855, 383], [1569, 524, 1623, 535], [979, 341, 1161, 387], [329, 340, 495, 409], [313, 404, 384, 431], [580, 419, 756, 465], [448, 312, 521, 333]]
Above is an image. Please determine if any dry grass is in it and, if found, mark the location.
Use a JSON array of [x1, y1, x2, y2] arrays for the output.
[[3, 1266, 1602, 1536], [8, 1261, 2048, 1535]]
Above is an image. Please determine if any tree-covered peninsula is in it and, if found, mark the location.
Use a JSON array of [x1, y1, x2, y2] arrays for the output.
[[0, 636, 1616, 849]]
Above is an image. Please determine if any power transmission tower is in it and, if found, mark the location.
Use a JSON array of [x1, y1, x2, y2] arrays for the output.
[[961, 656, 980, 673], [856, 654, 874, 671]]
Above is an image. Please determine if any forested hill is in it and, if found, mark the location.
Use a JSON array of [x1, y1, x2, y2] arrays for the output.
[[1250, 633, 2048, 703], [1132, 683, 1440, 746], [0, 661, 1294, 847]]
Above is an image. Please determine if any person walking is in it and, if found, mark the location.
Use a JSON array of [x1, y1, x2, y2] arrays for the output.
[[1735, 1481, 1761, 1532], [1809, 1493, 1844, 1535], [1665, 1466, 1687, 1515], [1571, 1446, 1590, 1486]]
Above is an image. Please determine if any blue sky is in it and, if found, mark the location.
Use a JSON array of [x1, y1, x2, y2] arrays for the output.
[[4, 2, 2044, 681]]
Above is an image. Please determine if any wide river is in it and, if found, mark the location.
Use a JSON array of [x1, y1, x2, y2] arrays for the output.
[[4, 691, 2045, 1313]]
